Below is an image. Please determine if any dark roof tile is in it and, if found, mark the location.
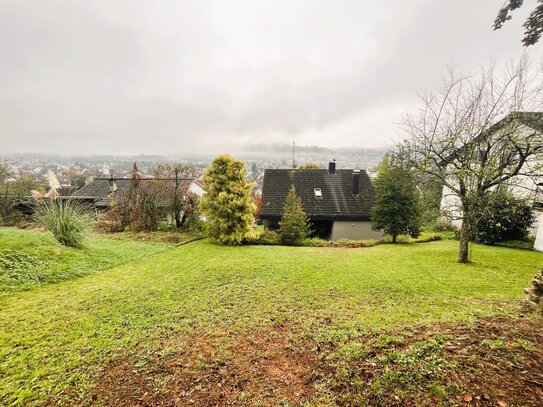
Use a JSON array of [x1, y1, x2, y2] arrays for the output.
[[71, 178, 195, 205], [260, 169, 375, 220]]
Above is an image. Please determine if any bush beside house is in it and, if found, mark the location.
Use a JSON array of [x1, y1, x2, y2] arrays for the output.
[[467, 190, 535, 245]]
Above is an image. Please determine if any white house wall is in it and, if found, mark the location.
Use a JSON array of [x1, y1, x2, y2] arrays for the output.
[[440, 184, 463, 229], [189, 181, 204, 197], [534, 211, 543, 251], [331, 221, 383, 241]]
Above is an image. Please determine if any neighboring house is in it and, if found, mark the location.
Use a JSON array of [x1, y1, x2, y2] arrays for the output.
[[58, 186, 79, 197], [260, 161, 381, 240], [102, 162, 110, 176], [439, 112, 543, 251], [58, 176, 71, 187], [70, 177, 204, 210]]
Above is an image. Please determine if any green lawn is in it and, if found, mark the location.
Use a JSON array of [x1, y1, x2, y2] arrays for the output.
[[0, 227, 542, 405], [0, 228, 170, 295]]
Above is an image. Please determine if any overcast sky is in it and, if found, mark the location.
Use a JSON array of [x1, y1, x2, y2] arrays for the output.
[[0, 0, 541, 156]]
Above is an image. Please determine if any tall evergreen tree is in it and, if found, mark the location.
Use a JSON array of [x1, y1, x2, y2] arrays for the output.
[[200, 155, 255, 245], [279, 186, 310, 245], [371, 158, 421, 243]]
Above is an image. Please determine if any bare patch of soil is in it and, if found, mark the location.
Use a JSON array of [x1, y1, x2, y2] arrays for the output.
[[83, 325, 316, 406], [442, 316, 543, 407], [316, 315, 543, 406], [81, 316, 543, 406]]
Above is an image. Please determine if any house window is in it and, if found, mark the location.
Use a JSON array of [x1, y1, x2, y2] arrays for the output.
[[314, 188, 322, 199]]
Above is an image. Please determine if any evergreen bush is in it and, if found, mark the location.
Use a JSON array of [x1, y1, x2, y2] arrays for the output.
[[200, 155, 255, 245], [467, 190, 534, 244], [279, 186, 311, 245]]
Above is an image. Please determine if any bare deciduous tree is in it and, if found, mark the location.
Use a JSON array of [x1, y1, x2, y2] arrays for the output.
[[401, 58, 543, 263], [155, 164, 197, 229]]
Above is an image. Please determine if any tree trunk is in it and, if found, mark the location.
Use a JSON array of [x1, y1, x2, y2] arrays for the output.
[[180, 211, 188, 228], [458, 215, 470, 263], [392, 234, 397, 243], [458, 232, 469, 263], [175, 211, 182, 229], [174, 168, 181, 229]]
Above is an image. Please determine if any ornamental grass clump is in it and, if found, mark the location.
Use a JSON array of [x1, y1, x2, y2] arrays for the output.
[[34, 199, 92, 248]]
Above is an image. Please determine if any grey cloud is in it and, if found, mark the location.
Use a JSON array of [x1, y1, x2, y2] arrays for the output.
[[0, 0, 541, 156]]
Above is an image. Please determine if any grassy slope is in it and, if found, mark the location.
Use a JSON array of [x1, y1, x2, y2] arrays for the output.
[[0, 228, 170, 294], [0, 232, 542, 405]]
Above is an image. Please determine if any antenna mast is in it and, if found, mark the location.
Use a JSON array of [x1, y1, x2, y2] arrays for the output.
[[292, 141, 296, 169]]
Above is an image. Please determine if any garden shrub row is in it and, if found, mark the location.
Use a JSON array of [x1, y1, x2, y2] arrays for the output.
[[243, 230, 444, 248]]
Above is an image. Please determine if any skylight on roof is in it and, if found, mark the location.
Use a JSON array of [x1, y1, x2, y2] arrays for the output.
[[314, 188, 322, 199]]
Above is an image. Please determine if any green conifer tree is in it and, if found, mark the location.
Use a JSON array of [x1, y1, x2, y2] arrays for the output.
[[279, 186, 310, 245], [200, 155, 255, 245]]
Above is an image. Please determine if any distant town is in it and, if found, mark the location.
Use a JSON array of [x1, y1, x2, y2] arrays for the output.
[[0, 146, 388, 191]]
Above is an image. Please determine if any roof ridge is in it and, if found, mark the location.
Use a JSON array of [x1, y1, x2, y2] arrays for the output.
[[264, 168, 369, 172], [92, 177, 197, 180]]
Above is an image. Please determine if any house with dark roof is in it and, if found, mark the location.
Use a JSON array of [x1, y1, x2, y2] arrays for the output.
[[260, 161, 382, 240], [70, 177, 204, 209]]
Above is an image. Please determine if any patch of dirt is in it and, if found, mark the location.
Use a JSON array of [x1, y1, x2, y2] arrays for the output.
[[80, 316, 543, 406], [316, 315, 543, 407], [83, 325, 316, 406], [441, 316, 543, 407]]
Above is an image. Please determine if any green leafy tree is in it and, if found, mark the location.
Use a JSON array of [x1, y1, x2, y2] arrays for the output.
[[493, 0, 543, 46], [70, 174, 87, 188], [279, 186, 310, 245], [63, 169, 87, 188], [8, 175, 43, 198], [0, 174, 44, 225], [0, 163, 7, 185], [371, 158, 422, 243], [383, 148, 443, 226], [200, 155, 255, 245]]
